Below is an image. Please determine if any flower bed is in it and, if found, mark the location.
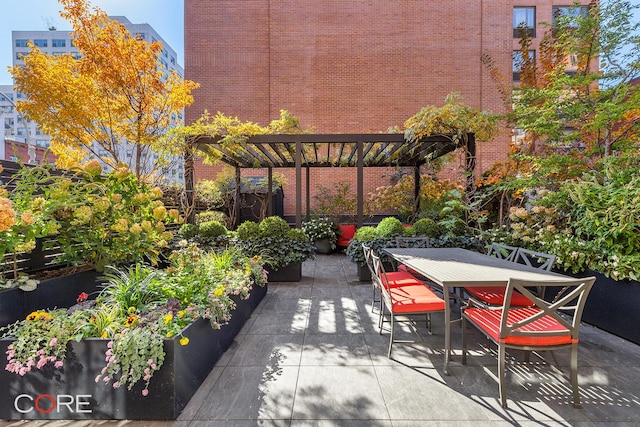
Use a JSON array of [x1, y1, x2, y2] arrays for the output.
[[0, 284, 267, 420]]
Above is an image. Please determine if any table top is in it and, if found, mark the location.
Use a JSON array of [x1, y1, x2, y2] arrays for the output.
[[383, 247, 571, 287]]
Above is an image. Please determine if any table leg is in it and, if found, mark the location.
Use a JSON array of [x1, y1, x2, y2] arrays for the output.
[[442, 285, 451, 375]]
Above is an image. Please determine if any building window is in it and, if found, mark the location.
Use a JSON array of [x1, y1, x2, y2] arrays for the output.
[[552, 6, 589, 27], [136, 32, 146, 40], [513, 7, 535, 38], [17, 128, 28, 136], [15, 39, 28, 47], [170, 56, 175, 65], [36, 140, 49, 148], [16, 52, 26, 60], [52, 39, 66, 47], [71, 52, 82, 59], [513, 50, 535, 81], [32, 39, 48, 48], [9, 155, 19, 162]]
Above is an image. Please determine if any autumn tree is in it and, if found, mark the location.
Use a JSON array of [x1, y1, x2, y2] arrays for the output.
[[10, 0, 199, 182], [488, 0, 640, 157]]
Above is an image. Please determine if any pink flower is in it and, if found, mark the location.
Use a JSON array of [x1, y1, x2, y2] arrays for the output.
[[141, 389, 149, 397], [112, 381, 120, 388], [49, 338, 58, 347], [54, 361, 63, 369]]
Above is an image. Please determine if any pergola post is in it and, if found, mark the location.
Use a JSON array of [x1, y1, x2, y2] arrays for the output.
[[413, 165, 421, 220], [267, 167, 273, 217], [357, 141, 363, 227], [306, 166, 311, 222], [295, 140, 302, 227], [234, 166, 241, 228]]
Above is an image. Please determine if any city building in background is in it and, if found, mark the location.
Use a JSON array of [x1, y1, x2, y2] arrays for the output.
[[185, 1, 591, 216], [2, 17, 185, 183]]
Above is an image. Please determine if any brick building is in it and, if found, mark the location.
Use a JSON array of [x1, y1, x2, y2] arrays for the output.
[[185, 0, 589, 217]]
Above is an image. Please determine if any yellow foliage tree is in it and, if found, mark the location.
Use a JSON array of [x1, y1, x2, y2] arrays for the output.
[[10, 0, 199, 182]]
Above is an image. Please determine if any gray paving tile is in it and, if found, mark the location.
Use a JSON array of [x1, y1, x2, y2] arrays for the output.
[[194, 366, 299, 421], [292, 366, 390, 420], [227, 334, 305, 367], [301, 333, 372, 366], [374, 365, 490, 421]]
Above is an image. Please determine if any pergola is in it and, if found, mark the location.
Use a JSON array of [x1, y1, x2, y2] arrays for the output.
[[186, 133, 476, 227]]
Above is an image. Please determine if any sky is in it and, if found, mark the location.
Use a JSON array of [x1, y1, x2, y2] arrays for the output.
[[0, 0, 184, 85]]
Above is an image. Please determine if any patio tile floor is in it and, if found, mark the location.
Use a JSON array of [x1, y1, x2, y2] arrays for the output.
[[2, 253, 640, 426]]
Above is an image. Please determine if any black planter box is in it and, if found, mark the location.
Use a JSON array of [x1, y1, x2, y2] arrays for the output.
[[266, 262, 302, 282], [356, 263, 371, 282], [0, 284, 267, 420], [314, 239, 333, 254], [547, 269, 640, 346], [0, 270, 103, 328]]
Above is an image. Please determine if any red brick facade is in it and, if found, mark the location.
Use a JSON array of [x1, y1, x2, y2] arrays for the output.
[[184, 0, 588, 216]]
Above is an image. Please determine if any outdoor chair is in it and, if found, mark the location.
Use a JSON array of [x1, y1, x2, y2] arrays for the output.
[[371, 252, 446, 358], [395, 236, 430, 276], [336, 224, 356, 249], [461, 276, 595, 408], [464, 243, 533, 307], [363, 243, 422, 313]]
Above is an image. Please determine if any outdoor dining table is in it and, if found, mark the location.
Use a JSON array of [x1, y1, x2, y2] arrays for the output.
[[382, 247, 575, 374]]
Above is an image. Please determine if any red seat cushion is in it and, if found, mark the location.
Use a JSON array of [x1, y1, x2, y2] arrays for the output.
[[397, 263, 422, 276], [389, 284, 446, 313], [383, 271, 424, 287], [465, 286, 533, 307], [464, 307, 574, 347]]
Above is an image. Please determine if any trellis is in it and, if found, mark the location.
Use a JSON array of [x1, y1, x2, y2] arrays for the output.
[[186, 133, 476, 227]]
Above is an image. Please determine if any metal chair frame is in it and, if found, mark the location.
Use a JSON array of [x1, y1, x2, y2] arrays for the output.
[[371, 252, 445, 358], [461, 276, 596, 408]]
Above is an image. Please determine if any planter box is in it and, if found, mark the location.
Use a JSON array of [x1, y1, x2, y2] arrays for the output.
[[356, 263, 371, 282], [314, 239, 333, 254], [546, 270, 640, 346], [0, 284, 267, 420], [0, 270, 103, 328], [577, 270, 640, 346], [265, 262, 302, 282]]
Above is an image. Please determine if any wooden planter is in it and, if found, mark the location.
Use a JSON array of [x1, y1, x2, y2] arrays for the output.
[[265, 262, 302, 282], [0, 284, 267, 420]]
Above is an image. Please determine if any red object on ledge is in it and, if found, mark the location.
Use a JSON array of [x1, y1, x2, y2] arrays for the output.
[[336, 224, 356, 248]]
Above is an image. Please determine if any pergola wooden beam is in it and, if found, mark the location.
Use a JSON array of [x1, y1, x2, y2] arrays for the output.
[[187, 133, 474, 227]]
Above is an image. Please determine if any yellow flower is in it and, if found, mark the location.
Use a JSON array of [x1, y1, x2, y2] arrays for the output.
[[0, 197, 16, 232], [150, 187, 163, 199], [164, 313, 173, 325], [177, 310, 185, 318], [19, 210, 35, 226], [111, 218, 129, 233], [129, 223, 143, 236], [101, 331, 108, 338], [141, 220, 153, 232], [213, 287, 224, 297], [125, 314, 137, 327], [168, 209, 180, 221], [166, 331, 174, 338], [153, 206, 167, 221], [179, 337, 189, 346], [83, 160, 102, 176]]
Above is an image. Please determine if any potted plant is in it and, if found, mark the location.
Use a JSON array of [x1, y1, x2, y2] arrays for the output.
[[0, 243, 268, 420], [346, 222, 398, 281], [234, 216, 315, 282], [301, 217, 338, 254]]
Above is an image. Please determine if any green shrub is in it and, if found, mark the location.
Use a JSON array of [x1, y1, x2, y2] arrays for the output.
[[258, 216, 290, 238], [354, 226, 378, 241], [376, 217, 404, 237], [198, 220, 228, 239], [196, 210, 229, 227], [413, 217, 442, 237], [177, 223, 198, 239], [236, 221, 259, 241]]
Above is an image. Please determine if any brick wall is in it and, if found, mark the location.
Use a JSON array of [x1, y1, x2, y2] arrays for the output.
[[185, 0, 587, 217]]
